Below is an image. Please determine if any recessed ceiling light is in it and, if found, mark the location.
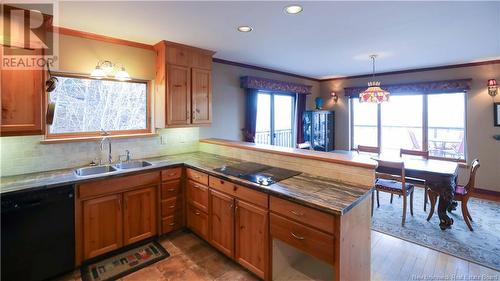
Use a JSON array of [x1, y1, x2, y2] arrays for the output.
[[284, 4, 303, 14], [237, 26, 253, 32]]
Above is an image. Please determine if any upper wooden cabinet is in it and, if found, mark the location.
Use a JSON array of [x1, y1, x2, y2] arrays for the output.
[[0, 49, 45, 136], [154, 40, 215, 128]]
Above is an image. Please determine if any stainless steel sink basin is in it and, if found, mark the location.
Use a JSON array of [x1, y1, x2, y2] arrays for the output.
[[113, 160, 152, 170], [74, 165, 117, 176]]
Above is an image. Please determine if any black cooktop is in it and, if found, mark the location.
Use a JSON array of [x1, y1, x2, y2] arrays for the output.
[[214, 162, 301, 186]]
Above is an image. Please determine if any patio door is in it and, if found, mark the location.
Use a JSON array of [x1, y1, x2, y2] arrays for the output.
[[255, 92, 295, 148]]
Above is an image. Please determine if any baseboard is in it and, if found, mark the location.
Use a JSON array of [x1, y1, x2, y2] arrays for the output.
[[473, 188, 500, 202]]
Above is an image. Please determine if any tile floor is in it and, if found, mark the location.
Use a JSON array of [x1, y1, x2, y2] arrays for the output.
[[57, 229, 499, 281]]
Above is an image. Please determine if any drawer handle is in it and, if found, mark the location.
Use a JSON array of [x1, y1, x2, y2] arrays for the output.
[[168, 188, 176, 192], [290, 232, 305, 240], [193, 175, 201, 179], [233, 185, 238, 191], [290, 210, 304, 216], [169, 205, 176, 209], [193, 184, 204, 190], [194, 211, 201, 215], [168, 173, 177, 177], [169, 223, 175, 226]]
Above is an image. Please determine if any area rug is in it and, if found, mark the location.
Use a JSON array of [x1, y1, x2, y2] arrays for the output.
[[371, 188, 500, 271], [81, 241, 169, 281]]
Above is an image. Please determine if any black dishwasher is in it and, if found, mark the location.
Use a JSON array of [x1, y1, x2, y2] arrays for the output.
[[1, 185, 75, 281]]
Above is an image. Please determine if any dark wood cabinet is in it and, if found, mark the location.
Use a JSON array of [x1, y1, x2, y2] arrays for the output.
[[82, 194, 123, 259], [123, 186, 157, 245], [302, 110, 335, 152], [235, 199, 269, 280], [209, 189, 235, 257], [0, 49, 44, 136]]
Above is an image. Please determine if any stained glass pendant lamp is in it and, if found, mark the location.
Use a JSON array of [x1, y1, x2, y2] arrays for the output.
[[359, 55, 390, 103]]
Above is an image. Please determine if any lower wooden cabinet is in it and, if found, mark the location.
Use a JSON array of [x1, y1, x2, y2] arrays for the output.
[[209, 189, 234, 257], [235, 200, 269, 279], [123, 187, 157, 245], [187, 204, 209, 240], [82, 194, 123, 259]]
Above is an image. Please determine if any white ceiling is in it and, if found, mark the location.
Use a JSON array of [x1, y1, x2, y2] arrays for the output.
[[58, 1, 500, 79]]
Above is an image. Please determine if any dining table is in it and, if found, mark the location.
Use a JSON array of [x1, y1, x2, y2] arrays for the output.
[[334, 150, 460, 230]]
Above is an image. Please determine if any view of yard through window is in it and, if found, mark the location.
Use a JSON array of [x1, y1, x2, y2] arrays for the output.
[[48, 76, 148, 135]]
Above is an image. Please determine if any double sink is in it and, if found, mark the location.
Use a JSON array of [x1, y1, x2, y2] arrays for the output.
[[74, 160, 152, 177]]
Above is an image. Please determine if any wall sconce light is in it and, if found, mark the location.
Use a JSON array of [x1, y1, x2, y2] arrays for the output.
[[90, 60, 131, 81], [331, 91, 339, 104], [488, 79, 498, 97]]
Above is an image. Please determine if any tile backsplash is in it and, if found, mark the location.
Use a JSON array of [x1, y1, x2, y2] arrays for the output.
[[0, 128, 199, 177]]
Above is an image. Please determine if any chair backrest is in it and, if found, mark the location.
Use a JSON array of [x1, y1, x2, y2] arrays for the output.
[[357, 145, 380, 154], [374, 159, 409, 194], [408, 130, 421, 150], [400, 149, 429, 159], [465, 159, 480, 193]]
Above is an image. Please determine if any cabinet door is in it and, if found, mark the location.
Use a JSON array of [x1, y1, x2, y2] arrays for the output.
[[0, 49, 44, 136], [83, 194, 123, 259], [123, 186, 157, 245], [191, 68, 211, 124], [209, 189, 234, 257], [187, 204, 209, 240], [167, 64, 190, 125], [235, 200, 268, 279]]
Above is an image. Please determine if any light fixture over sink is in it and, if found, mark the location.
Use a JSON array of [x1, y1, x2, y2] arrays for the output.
[[90, 60, 131, 81]]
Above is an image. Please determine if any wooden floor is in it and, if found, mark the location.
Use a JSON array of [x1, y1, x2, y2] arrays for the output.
[[59, 230, 499, 281], [371, 230, 499, 281]]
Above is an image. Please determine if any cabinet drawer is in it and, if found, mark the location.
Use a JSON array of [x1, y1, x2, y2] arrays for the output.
[[187, 204, 208, 240], [161, 197, 183, 217], [161, 180, 182, 199], [161, 168, 182, 182], [209, 176, 268, 208], [270, 196, 335, 234], [161, 212, 183, 234], [186, 180, 209, 212], [270, 213, 334, 264], [78, 172, 160, 199], [187, 168, 208, 185]]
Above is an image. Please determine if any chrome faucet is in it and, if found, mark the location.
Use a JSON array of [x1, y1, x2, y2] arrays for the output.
[[99, 130, 112, 165]]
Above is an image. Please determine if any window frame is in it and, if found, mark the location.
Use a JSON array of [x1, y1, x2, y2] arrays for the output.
[[45, 72, 152, 140], [350, 92, 467, 162], [255, 91, 296, 148]]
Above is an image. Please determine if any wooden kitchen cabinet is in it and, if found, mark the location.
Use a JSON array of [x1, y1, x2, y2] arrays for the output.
[[0, 49, 44, 136], [187, 204, 209, 240], [123, 186, 157, 245], [191, 68, 211, 124], [209, 189, 235, 257], [160, 168, 184, 235], [76, 171, 160, 264], [153, 40, 215, 128], [82, 194, 123, 259], [235, 200, 269, 279], [167, 64, 191, 125]]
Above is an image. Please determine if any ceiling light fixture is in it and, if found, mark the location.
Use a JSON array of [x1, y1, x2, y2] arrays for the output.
[[284, 4, 303, 14], [359, 55, 390, 103], [90, 60, 131, 81], [237, 26, 253, 32]]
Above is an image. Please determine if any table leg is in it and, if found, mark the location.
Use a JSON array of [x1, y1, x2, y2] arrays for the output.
[[437, 196, 454, 230]]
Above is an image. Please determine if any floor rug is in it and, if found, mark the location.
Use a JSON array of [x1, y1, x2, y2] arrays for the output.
[[371, 188, 500, 271], [80, 241, 169, 281]]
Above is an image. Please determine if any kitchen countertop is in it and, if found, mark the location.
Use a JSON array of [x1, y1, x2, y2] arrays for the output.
[[0, 152, 372, 215]]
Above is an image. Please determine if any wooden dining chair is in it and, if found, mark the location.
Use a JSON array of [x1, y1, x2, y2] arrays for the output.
[[400, 149, 430, 211], [427, 159, 480, 231], [356, 145, 380, 154], [372, 159, 415, 226]]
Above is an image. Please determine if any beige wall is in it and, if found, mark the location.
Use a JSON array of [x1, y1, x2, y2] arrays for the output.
[[200, 62, 320, 140], [320, 63, 500, 191]]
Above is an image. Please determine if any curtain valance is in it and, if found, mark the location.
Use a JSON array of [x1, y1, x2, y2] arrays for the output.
[[240, 76, 312, 95], [344, 79, 472, 98]]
